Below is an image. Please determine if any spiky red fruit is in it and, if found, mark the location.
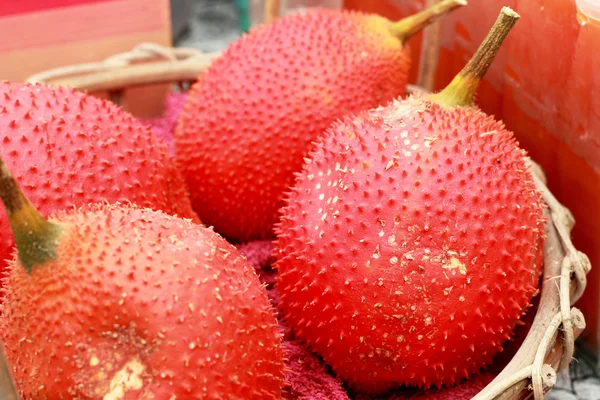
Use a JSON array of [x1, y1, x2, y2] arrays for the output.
[[175, 9, 414, 242], [274, 94, 546, 392], [0, 82, 199, 275], [0, 204, 284, 399]]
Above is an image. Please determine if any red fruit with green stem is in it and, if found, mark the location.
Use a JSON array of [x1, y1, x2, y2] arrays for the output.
[[175, 0, 466, 242], [274, 7, 545, 393], [0, 82, 199, 276], [0, 156, 284, 399]]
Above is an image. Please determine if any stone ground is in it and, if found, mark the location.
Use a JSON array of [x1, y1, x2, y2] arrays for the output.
[[173, 1, 600, 398]]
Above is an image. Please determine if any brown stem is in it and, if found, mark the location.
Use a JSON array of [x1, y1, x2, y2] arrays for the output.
[[264, 0, 280, 24], [389, 0, 467, 44], [429, 7, 519, 107], [416, 0, 443, 91], [0, 156, 62, 273]]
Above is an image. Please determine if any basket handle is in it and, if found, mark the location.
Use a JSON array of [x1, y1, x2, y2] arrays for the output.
[[26, 43, 220, 103]]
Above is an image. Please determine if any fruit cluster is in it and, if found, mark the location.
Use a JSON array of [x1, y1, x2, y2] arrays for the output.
[[0, 2, 547, 399]]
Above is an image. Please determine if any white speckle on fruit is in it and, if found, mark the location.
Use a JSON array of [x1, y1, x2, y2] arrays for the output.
[[319, 193, 325, 200], [372, 245, 381, 259], [390, 256, 398, 265], [103, 359, 145, 400], [90, 356, 100, 367]]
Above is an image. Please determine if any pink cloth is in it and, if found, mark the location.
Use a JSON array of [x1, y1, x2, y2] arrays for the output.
[[138, 92, 187, 154], [138, 93, 502, 400]]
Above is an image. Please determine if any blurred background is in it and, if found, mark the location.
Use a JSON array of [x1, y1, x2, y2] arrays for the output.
[[171, 0, 240, 52]]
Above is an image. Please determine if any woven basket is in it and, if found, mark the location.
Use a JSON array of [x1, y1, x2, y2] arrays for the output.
[[0, 4, 591, 400]]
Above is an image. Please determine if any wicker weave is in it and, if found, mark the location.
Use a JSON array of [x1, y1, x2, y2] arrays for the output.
[[13, 10, 592, 399]]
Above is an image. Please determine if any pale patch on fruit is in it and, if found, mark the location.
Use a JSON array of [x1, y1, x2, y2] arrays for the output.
[[103, 359, 145, 400], [388, 235, 397, 246], [90, 356, 100, 367], [442, 256, 467, 275], [424, 137, 437, 148]]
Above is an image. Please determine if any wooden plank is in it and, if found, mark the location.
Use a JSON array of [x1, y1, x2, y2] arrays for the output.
[[0, 0, 169, 52]]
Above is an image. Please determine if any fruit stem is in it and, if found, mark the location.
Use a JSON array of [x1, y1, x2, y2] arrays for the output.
[[389, 0, 467, 44], [429, 7, 520, 107], [0, 156, 62, 273]]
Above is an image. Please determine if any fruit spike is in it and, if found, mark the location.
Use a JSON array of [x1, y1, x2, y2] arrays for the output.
[[390, 0, 468, 43], [0, 157, 62, 272], [431, 6, 520, 107]]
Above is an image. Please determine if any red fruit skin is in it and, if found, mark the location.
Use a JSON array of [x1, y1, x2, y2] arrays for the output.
[[274, 95, 546, 393], [175, 8, 411, 242], [0, 82, 199, 276], [0, 204, 283, 399]]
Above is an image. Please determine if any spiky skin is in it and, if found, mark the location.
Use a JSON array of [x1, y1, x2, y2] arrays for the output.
[[175, 8, 411, 242], [0, 82, 199, 276], [274, 95, 546, 393], [0, 204, 284, 399]]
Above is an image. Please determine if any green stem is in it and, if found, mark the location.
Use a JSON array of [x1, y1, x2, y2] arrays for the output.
[[429, 7, 520, 107], [0, 156, 62, 273], [390, 0, 468, 44]]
